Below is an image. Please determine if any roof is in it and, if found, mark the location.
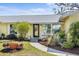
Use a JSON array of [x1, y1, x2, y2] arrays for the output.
[[0, 15, 60, 24], [59, 10, 79, 22]]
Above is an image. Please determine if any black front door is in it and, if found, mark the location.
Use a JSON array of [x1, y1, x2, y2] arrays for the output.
[[33, 24, 39, 37]]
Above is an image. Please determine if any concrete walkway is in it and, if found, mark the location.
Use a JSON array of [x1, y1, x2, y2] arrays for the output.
[[30, 42, 78, 56]]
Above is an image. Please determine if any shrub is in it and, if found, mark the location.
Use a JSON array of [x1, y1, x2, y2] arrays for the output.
[[68, 22, 79, 47], [76, 39, 79, 46], [38, 39, 42, 42], [18, 36, 25, 41], [57, 31, 66, 44], [7, 34, 17, 39], [63, 38, 74, 48], [59, 31, 65, 39], [63, 42, 74, 49], [1, 33, 5, 39]]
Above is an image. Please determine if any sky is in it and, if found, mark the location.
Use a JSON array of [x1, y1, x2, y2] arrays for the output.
[[0, 3, 59, 15]]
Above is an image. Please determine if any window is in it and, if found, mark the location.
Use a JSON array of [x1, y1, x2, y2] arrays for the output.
[[46, 24, 51, 34], [10, 24, 17, 34], [52, 24, 61, 33]]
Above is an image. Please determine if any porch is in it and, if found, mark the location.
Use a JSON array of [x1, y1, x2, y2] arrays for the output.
[[0, 15, 60, 41], [30, 23, 60, 42]]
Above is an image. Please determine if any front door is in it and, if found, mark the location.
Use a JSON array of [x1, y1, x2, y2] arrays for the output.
[[33, 24, 39, 37]]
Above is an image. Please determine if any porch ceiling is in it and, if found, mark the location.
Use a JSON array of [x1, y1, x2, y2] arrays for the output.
[[0, 15, 60, 24]]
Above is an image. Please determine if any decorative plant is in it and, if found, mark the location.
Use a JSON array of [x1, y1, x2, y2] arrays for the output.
[[59, 31, 65, 39], [52, 29, 66, 47], [57, 30, 66, 44], [48, 36, 57, 46], [15, 22, 30, 40]]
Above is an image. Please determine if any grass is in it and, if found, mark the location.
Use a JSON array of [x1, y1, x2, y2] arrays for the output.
[[0, 40, 56, 56]]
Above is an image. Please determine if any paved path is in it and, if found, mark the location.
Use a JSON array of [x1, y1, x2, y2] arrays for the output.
[[30, 42, 78, 56]]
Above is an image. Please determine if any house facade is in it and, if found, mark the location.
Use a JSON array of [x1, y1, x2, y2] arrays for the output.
[[60, 10, 79, 38], [0, 15, 60, 39]]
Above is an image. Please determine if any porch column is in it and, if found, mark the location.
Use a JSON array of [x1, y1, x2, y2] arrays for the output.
[[51, 24, 53, 35]]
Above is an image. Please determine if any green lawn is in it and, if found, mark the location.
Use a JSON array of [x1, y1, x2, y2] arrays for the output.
[[0, 40, 56, 56]]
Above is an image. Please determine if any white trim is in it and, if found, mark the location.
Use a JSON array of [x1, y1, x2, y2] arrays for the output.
[[7, 24, 10, 35], [51, 24, 52, 35]]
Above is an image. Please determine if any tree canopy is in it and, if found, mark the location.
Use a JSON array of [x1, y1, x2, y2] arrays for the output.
[[54, 3, 79, 15]]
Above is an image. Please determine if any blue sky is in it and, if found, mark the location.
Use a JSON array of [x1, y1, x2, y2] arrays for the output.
[[0, 3, 59, 15]]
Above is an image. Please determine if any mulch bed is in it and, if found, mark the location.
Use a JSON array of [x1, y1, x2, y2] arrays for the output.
[[49, 46, 79, 55], [38, 40, 48, 46], [0, 42, 23, 53], [39, 41, 79, 55]]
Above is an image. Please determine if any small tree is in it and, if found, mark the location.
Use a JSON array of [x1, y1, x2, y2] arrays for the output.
[[16, 22, 30, 40]]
